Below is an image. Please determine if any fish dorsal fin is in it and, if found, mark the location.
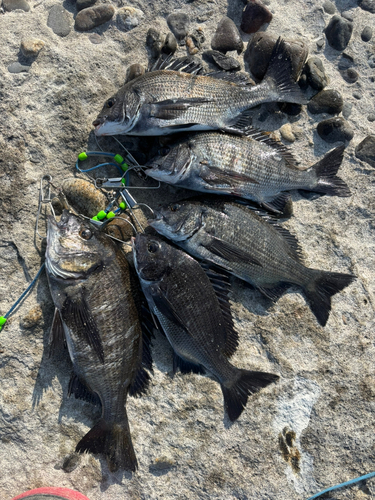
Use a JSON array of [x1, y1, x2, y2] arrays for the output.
[[201, 264, 239, 358], [68, 373, 101, 406], [150, 55, 203, 74], [207, 71, 253, 86], [49, 308, 66, 356]]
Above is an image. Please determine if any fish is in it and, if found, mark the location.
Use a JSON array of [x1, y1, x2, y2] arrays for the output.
[[132, 233, 279, 422], [148, 198, 356, 327], [93, 38, 307, 137], [45, 210, 152, 472], [144, 130, 350, 213]]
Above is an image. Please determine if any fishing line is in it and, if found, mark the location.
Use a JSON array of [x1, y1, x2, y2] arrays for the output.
[[306, 471, 375, 499]]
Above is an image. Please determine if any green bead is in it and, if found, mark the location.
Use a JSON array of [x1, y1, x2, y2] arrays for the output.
[[78, 152, 88, 161], [121, 163, 129, 172], [119, 202, 126, 210], [0, 317, 7, 329], [114, 154, 124, 164], [97, 211, 107, 220], [106, 212, 115, 219], [91, 216, 99, 221], [121, 178, 126, 185]]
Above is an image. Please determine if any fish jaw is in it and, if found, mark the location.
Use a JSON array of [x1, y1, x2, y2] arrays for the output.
[[93, 118, 134, 136]]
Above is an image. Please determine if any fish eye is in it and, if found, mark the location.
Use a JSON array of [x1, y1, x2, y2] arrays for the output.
[[170, 203, 180, 212], [147, 241, 159, 253], [158, 147, 170, 156], [80, 228, 93, 240], [106, 98, 115, 108]]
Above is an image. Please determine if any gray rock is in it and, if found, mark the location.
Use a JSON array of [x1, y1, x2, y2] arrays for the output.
[[240, 0, 273, 34], [341, 11, 354, 22], [244, 32, 308, 81], [358, 0, 375, 13], [47, 5, 71, 37], [353, 91, 362, 100], [307, 89, 343, 114], [361, 26, 373, 42], [355, 136, 375, 167], [368, 113, 375, 122], [317, 117, 354, 143], [75, 5, 115, 31], [211, 16, 243, 54], [125, 63, 145, 83], [204, 50, 241, 71], [162, 33, 178, 55], [117, 6, 144, 31], [325, 15, 353, 51], [340, 67, 359, 83], [3, 0, 29, 12], [167, 12, 189, 41], [88, 33, 102, 44], [146, 28, 164, 58], [342, 102, 353, 119], [322, 0, 335, 14], [7, 62, 30, 73], [369, 55, 375, 68], [76, 0, 96, 12], [305, 57, 329, 90]]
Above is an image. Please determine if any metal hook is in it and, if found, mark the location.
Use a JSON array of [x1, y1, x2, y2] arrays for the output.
[[131, 203, 155, 219], [36, 175, 56, 238]]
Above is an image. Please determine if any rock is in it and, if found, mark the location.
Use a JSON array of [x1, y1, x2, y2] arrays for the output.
[[277, 102, 302, 116], [204, 50, 241, 71], [368, 113, 375, 122], [20, 39, 45, 57], [279, 123, 296, 142], [167, 12, 189, 42], [317, 117, 354, 143], [62, 178, 106, 218], [7, 62, 30, 73], [340, 67, 359, 83], [353, 91, 362, 100], [325, 15, 353, 51], [211, 16, 243, 54], [125, 63, 145, 83], [20, 305, 43, 329], [341, 11, 354, 22], [3, 0, 29, 12], [75, 5, 115, 31], [240, 0, 273, 34], [305, 56, 329, 90], [361, 26, 373, 42], [162, 33, 177, 55], [47, 5, 72, 37], [244, 32, 308, 81], [76, 0, 96, 12], [358, 0, 375, 13], [322, 0, 335, 14], [369, 55, 375, 68], [146, 28, 164, 59], [316, 38, 325, 49], [186, 28, 205, 55], [88, 33, 102, 44], [355, 136, 375, 167], [307, 89, 343, 114], [117, 7, 144, 31], [342, 102, 353, 119]]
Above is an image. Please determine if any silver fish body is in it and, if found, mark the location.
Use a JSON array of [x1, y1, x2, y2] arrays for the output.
[[149, 199, 355, 327], [133, 233, 278, 422]]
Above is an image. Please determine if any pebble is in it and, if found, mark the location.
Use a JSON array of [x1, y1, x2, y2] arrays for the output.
[[88, 33, 102, 44], [47, 5, 72, 37], [146, 28, 163, 58], [126, 63, 145, 83], [75, 5, 115, 31], [305, 57, 329, 90], [20, 39, 45, 57], [317, 117, 354, 143], [117, 6, 144, 31], [186, 28, 205, 55], [341, 11, 354, 22], [8, 62, 30, 73], [325, 15, 353, 51], [204, 50, 241, 71], [162, 33, 177, 55], [3, 0, 29, 12], [369, 55, 375, 68], [62, 178, 106, 218], [279, 123, 296, 143], [322, 0, 335, 14], [353, 91, 362, 100], [358, 0, 375, 13], [240, 0, 273, 34], [361, 26, 373, 42], [307, 89, 343, 114], [340, 67, 359, 83], [167, 12, 189, 42], [244, 32, 308, 81], [342, 102, 352, 119], [355, 136, 375, 168], [76, 0, 96, 11], [20, 305, 43, 329], [368, 114, 375, 122], [211, 16, 243, 54]]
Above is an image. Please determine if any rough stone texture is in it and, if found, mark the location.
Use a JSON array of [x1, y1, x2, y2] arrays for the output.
[[125, 63, 145, 83], [75, 5, 115, 32], [1, 1, 375, 500], [317, 117, 354, 143], [204, 50, 241, 71], [47, 5, 72, 38], [146, 28, 164, 58], [20, 39, 45, 57], [358, 0, 375, 13], [211, 16, 243, 54], [305, 56, 329, 90], [324, 15, 353, 51], [117, 7, 145, 32], [240, 0, 273, 34], [307, 89, 343, 115], [355, 136, 375, 168], [167, 12, 189, 41], [279, 123, 296, 142]]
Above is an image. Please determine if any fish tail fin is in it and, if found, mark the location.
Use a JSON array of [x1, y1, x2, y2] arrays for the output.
[[311, 145, 351, 197], [262, 37, 308, 105], [221, 369, 279, 422], [304, 270, 356, 326], [76, 417, 138, 472]]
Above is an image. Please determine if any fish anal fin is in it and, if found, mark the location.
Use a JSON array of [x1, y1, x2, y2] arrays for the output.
[[150, 98, 213, 120], [261, 193, 292, 215], [49, 308, 66, 357], [68, 373, 101, 406], [173, 351, 205, 375], [257, 283, 290, 301]]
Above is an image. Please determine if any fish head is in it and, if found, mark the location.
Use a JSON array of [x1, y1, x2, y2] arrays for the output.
[[132, 233, 173, 282], [145, 141, 193, 184], [149, 201, 203, 241], [93, 83, 142, 136], [46, 210, 112, 280]]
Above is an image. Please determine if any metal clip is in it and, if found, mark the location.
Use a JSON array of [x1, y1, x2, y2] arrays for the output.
[[36, 175, 56, 238]]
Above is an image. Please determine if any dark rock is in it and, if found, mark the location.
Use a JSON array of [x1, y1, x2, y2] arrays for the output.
[[204, 50, 241, 71], [340, 68, 359, 83], [338, 52, 355, 69], [277, 102, 302, 116], [368, 114, 375, 122], [146, 28, 163, 58], [325, 15, 353, 51], [361, 26, 373, 42], [76, 0, 96, 12], [308, 89, 343, 114], [8, 62, 30, 73], [305, 57, 329, 90], [298, 71, 309, 90], [355, 136, 375, 168], [47, 5, 72, 37], [341, 11, 354, 22], [162, 33, 178, 55], [358, 0, 375, 14], [211, 17, 243, 54], [317, 117, 354, 143], [75, 5, 115, 31], [126, 64, 145, 83], [240, 0, 273, 34], [244, 32, 308, 81], [322, 0, 335, 14], [342, 102, 352, 119], [3, 0, 29, 12], [369, 55, 375, 68], [167, 12, 189, 41]]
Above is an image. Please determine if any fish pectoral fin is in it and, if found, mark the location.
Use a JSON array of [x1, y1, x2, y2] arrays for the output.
[[200, 167, 259, 187], [49, 308, 66, 356], [61, 294, 105, 364], [68, 373, 101, 406], [173, 351, 205, 375], [150, 97, 213, 120], [203, 236, 263, 267], [150, 285, 186, 331]]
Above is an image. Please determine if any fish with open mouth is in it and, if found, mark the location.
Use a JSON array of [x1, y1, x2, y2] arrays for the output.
[[45, 210, 151, 472], [149, 198, 356, 327], [132, 233, 279, 422], [93, 38, 307, 137]]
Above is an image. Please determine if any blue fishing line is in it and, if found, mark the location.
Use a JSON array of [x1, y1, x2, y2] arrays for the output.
[[76, 160, 123, 174], [307, 471, 375, 499]]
